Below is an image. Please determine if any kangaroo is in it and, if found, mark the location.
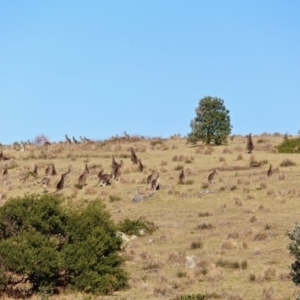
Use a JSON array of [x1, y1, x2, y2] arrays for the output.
[[246, 133, 254, 154], [78, 163, 89, 186], [51, 164, 57, 176], [130, 147, 138, 165], [267, 164, 273, 177], [36, 177, 51, 192], [151, 173, 160, 191], [65, 134, 72, 144], [208, 169, 217, 184], [111, 156, 119, 173], [72, 136, 79, 144], [53, 167, 71, 193], [45, 164, 52, 176], [95, 169, 113, 187], [114, 160, 124, 181], [147, 171, 157, 185], [3, 166, 8, 177], [84, 136, 91, 143], [178, 169, 185, 184], [138, 159, 144, 172], [33, 164, 38, 176]]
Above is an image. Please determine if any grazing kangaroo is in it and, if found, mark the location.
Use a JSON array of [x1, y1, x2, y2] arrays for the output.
[[246, 133, 254, 154], [65, 134, 72, 144], [267, 164, 273, 177], [138, 159, 144, 172], [53, 167, 71, 194], [78, 163, 89, 186], [36, 177, 51, 192], [72, 136, 79, 144], [151, 173, 160, 191], [208, 169, 217, 184], [178, 169, 185, 184], [130, 147, 138, 165], [114, 160, 124, 181], [95, 169, 113, 186]]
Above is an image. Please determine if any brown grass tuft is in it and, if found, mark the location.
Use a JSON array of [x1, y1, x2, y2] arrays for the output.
[[221, 239, 237, 250]]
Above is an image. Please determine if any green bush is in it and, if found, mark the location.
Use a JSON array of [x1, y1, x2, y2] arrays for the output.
[[0, 194, 128, 297], [287, 223, 300, 288], [117, 217, 157, 236], [277, 138, 300, 153], [170, 293, 220, 300]]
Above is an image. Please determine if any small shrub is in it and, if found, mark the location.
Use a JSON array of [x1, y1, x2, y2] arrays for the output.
[[176, 270, 187, 278], [202, 183, 209, 189], [117, 217, 157, 236], [257, 139, 266, 143], [222, 148, 232, 154], [221, 239, 237, 250], [150, 139, 164, 147], [170, 293, 220, 300], [249, 274, 256, 281], [74, 183, 84, 189], [236, 154, 244, 161], [230, 185, 237, 191], [197, 223, 213, 230], [280, 159, 296, 167], [175, 165, 184, 171], [216, 259, 247, 269], [198, 212, 212, 217], [264, 267, 276, 280], [109, 194, 122, 202], [253, 232, 268, 241], [277, 137, 300, 153], [190, 240, 203, 249], [184, 179, 194, 185]]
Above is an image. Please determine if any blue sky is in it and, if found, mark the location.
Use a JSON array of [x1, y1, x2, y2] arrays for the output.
[[1, 1, 300, 144]]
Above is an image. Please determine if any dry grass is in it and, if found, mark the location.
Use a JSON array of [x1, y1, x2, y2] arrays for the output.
[[0, 134, 298, 300]]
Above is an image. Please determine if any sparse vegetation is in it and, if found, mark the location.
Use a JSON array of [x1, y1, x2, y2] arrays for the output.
[[0, 133, 296, 299], [277, 137, 300, 153], [117, 217, 157, 236], [280, 159, 296, 167]]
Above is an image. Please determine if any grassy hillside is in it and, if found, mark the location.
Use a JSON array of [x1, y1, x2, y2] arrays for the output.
[[0, 133, 299, 300]]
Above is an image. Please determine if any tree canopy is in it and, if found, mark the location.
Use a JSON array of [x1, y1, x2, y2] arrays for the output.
[[0, 194, 128, 297], [187, 96, 232, 145]]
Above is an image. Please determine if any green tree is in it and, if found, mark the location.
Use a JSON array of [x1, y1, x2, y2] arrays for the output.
[[0, 194, 128, 297], [287, 223, 300, 290], [187, 96, 232, 145]]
